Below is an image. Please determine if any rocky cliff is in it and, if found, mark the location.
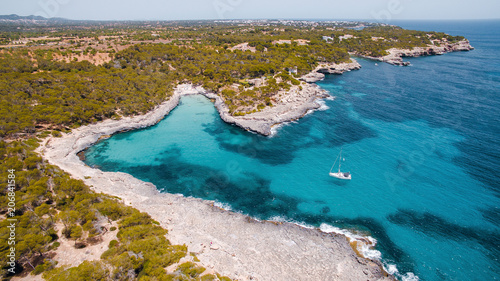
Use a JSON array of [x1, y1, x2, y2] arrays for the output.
[[361, 40, 474, 66], [300, 59, 362, 83]]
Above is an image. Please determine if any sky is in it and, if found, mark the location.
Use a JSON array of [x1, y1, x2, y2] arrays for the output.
[[1, 0, 499, 21]]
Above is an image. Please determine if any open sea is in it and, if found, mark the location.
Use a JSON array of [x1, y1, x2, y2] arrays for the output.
[[84, 20, 500, 280]]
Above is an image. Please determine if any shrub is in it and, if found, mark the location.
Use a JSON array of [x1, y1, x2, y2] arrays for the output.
[[190, 252, 200, 262], [33, 260, 57, 275], [49, 241, 60, 250], [51, 130, 62, 137], [108, 240, 118, 248], [201, 274, 217, 281], [177, 262, 206, 278]]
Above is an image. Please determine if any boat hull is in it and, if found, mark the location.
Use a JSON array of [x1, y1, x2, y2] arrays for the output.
[[329, 172, 351, 180]]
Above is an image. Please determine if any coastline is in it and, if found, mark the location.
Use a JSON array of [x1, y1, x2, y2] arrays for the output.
[[211, 82, 329, 136], [204, 59, 361, 136], [36, 82, 394, 281], [300, 59, 362, 83], [355, 39, 474, 66]]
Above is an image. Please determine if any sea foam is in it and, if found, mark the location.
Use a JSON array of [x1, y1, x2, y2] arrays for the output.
[[319, 223, 419, 281], [214, 201, 233, 211], [316, 100, 330, 111]]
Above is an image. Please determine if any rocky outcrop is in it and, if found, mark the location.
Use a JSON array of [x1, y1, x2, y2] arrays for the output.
[[207, 83, 329, 136], [299, 59, 362, 83], [300, 72, 325, 83], [315, 60, 362, 74], [446, 39, 475, 52], [360, 39, 474, 66]]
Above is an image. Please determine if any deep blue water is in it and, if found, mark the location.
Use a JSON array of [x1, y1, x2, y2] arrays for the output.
[[85, 21, 500, 280]]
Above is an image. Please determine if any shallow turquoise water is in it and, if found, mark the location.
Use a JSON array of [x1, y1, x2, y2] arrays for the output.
[[85, 21, 500, 280]]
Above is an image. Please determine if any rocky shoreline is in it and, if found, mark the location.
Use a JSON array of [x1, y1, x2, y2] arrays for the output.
[[212, 83, 330, 136], [141, 83, 331, 136], [300, 59, 362, 83], [357, 39, 474, 66], [36, 83, 394, 281], [214, 59, 363, 135]]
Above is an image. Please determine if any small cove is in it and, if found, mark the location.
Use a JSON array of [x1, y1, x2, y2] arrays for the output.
[[85, 20, 500, 281]]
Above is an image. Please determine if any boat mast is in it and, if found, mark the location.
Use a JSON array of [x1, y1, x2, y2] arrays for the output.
[[330, 148, 341, 174], [338, 148, 342, 173]]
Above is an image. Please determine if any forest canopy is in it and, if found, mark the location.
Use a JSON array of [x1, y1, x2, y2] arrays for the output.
[[0, 22, 466, 138]]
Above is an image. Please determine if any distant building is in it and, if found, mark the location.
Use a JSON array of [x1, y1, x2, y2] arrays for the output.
[[338, 34, 355, 41], [322, 36, 334, 42]]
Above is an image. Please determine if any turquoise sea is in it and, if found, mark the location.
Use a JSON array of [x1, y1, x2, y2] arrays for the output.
[[84, 21, 500, 280]]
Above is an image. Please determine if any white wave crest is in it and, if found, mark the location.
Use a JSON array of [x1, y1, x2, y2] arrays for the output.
[[268, 216, 315, 229], [384, 264, 399, 275], [268, 215, 286, 222], [260, 221, 420, 281], [402, 272, 420, 281], [319, 223, 381, 260], [316, 100, 330, 111], [320, 223, 420, 279], [214, 201, 232, 211], [383, 263, 420, 281]]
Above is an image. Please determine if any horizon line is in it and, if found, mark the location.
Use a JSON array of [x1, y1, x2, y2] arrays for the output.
[[2, 14, 500, 23]]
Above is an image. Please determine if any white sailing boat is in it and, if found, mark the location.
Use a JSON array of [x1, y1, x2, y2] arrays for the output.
[[329, 147, 351, 180]]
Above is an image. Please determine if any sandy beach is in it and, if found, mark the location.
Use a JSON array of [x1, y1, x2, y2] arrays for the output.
[[36, 83, 393, 280]]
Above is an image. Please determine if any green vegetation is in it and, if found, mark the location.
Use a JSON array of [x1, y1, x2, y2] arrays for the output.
[[333, 26, 466, 57], [43, 261, 110, 280], [0, 51, 172, 137], [0, 21, 468, 131], [0, 19, 469, 280], [0, 139, 230, 280]]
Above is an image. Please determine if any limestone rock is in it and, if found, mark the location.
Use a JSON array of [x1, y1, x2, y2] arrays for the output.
[[299, 72, 325, 83], [362, 39, 474, 66]]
